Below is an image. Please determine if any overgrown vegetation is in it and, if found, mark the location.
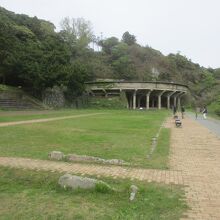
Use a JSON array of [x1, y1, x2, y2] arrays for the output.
[[0, 6, 219, 112], [0, 167, 187, 220]]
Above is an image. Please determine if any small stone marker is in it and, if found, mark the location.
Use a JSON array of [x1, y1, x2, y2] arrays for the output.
[[48, 151, 65, 160], [129, 185, 138, 201]]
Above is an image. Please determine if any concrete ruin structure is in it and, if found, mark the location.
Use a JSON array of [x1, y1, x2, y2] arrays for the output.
[[85, 81, 188, 109]]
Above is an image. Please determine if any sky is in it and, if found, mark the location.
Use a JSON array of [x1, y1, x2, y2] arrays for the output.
[[1, 0, 220, 68]]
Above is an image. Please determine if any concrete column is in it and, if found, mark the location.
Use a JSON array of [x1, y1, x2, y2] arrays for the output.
[[167, 91, 176, 109], [177, 92, 185, 109], [133, 90, 137, 109], [158, 91, 165, 109], [158, 96, 161, 109], [127, 98, 129, 109], [167, 96, 170, 109], [177, 97, 181, 109], [146, 90, 151, 110], [129, 96, 133, 109], [173, 92, 182, 110], [174, 96, 177, 108]]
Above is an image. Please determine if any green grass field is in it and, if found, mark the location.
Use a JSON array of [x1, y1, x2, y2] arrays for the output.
[[0, 167, 187, 220], [0, 109, 188, 219], [0, 109, 170, 168], [0, 109, 97, 122]]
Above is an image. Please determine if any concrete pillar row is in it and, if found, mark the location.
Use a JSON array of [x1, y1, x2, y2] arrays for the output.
[[146, 90, 152, 110]]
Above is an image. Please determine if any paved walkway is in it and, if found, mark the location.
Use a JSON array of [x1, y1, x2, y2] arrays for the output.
[[0, 116, 220, 219], [0, 157, 183, 184], [187, 112, 220, 137], [168, 117, 220, 220]]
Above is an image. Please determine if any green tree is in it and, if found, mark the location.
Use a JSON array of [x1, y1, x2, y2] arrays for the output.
[[99, 37, 119, 54], [122, 31, 136, 45], [60, 17, 93, 55]]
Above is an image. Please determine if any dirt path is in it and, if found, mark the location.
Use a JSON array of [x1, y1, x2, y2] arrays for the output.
[[0, 116, 220, 219], [0, 113, 105, 127]]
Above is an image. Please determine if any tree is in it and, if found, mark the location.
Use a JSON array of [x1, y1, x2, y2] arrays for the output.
[[99, 37, 119, 54], [122, 31, 136, 45], [64, 62, 91, 100], [60, 17, 93, 54]]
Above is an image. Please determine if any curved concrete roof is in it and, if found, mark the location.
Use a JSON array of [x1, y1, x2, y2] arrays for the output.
[[85, 81, 188, 93]]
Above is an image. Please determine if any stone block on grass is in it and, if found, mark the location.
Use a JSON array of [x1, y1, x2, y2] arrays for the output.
[[58, 174, 112, 192], [129, 185, 138, 201], [48, 151, 65, 160]]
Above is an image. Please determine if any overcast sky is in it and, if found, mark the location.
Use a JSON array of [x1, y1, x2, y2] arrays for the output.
[[1, 0, 220, 68]]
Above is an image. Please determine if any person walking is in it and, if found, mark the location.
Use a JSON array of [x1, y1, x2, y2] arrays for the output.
[[202, 106, 208, 119]]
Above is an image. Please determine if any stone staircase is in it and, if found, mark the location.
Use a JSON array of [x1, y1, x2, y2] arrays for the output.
[[0, 90, 45, 110]]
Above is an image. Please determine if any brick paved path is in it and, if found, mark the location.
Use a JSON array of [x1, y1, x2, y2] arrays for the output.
[[167, 117, 220, 220], [0, 116, 220, 219], [0, 156, 183, 184]]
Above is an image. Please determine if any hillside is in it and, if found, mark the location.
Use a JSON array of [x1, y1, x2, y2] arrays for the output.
[[0, 6, 219, 114]]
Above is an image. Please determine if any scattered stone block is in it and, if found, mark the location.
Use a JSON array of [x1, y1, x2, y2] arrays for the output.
[[66, 154, 98, 162], [66, 154, 129, 165], [58, 174, 112, 191], [105, 159, 128, 165], [48, 151, 65, 160], [129, 185, 138, 201]]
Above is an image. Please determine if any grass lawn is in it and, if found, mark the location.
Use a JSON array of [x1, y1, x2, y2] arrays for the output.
[[0, 110, 170, 168], [0, 167, 187, 220], [0, 109, 99, 122]]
